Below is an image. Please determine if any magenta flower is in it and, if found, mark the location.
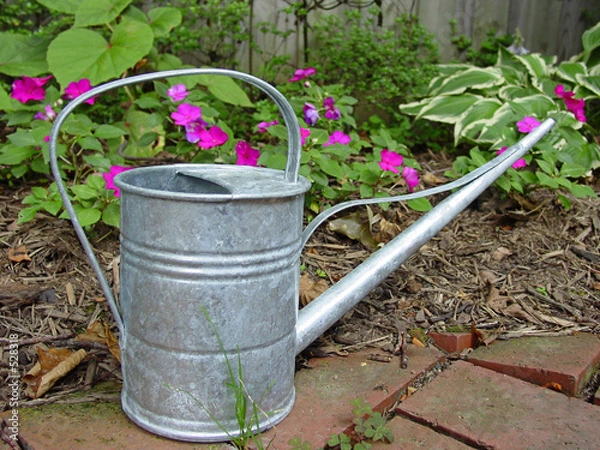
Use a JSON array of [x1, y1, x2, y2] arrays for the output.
[[290, 67, 316, 82], [516, 116, 541, 133], [198, 126, 228, 149], [555, 84, 586, 122], [257, 120, 279, 132], [103, 165, 133, 198], [378, 149, 404, 174], [497, 146, 527, 169], [303, 103, 319, 126], [184, 121, 207, 143], [34, 105, 57, 121], [300, 127, 311, 146], [402, 166, 419, 192], [324, 130, 351, 147], [64, 79, 97, 105], [235, 141, 260, 166], [171, 103, 202, 126], [323, 96, 341, 120], [11, 76, 52, 103], [167, 84, 189, 102]]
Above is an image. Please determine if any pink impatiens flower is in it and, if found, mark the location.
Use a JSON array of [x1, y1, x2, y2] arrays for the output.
[[323, 130, 351, 147], [103, 165, 133, 198], [378, 149, 404, 174], [167, 83, 189, 102], [257, 120, 279, 132], [323, 96, 341, 120], [555, 84, 586, 122], [11, 76, 52, 103], [303, 103, 319, 126], [402, 166, 419, 192], [171, 103, 203, 126], [64, 79, 97, 105], [235, 141, 260, 166], [497, 146, 527, 169], [300, 127, 311, 146], [516, 116, 541, 133], [290, 67, 316, 82], [197, 126, 228, 150]]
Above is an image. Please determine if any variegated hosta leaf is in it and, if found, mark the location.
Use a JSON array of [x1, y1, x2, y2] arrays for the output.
[[413, 94, 481, 124], [575, 74, 600, 97], [556, 62, 587, 84], [430, 67, 503, 96], [582, 21, 600, 64], [477, 103, 519, 143], [499, 85, 539, 101], [454, 98, 502, 145], [510, 94, 557, 119], [514, 53, 556, 80]]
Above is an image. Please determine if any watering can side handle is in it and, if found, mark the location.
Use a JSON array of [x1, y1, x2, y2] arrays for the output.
[[48, 69, 303, 334], [301, 118, 555, 247]]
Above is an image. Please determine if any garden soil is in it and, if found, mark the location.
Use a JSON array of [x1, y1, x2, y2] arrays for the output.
[[1, 151, 599, 424]]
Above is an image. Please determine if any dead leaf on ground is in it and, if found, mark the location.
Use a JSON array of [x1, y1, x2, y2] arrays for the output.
[[23, 347, 87, 398], [299, 273, 329, 307], [76, 321, 121, 362], [328, 211, 378, 248], [375, 218, 401, 243], [486, 285, 509, 312], [7, 246, 31, 263]]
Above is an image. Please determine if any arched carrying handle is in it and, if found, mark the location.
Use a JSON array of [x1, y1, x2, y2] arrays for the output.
[[48, 68, 303, 334]]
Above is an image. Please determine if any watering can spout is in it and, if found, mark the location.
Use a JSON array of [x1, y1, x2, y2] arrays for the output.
[[294, 118, 555, 355]]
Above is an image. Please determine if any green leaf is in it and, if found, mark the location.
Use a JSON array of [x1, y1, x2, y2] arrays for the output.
[[568, 183, 596, 198], [431, 67, 503, 96], [514, 53, 551, 80], [415, 94, 481, 124], [314, 156, 345, 179], [454, 98, 502, 144], [102, 202, 121, 227], [582, 21, 600, 65], [407, 197, 432, 212], [197, 75, 253, 107], [70, 184, 99, 200], [77, 136, 103, 151], [557, 194, 572, 210], [556, 62, 587, 84], [536, 171, 559, 188], [0, 145, 37, 165], [0, 86, 11, 111], [18, 206, 39, 223], [575, 75, 600, 97], [147, 7, 182, 37], [121, 110, 164, 157], [510, 94, 557, 119], [74, 206, 102, 227], [8, 130, 38, 147], [95, 124, 127, 139], [47, 17, 153, 87], [74, 0, 133, 27], [41, 200, 63, 216], [0, 33, 50, 76], [36, 0, 82, 14]]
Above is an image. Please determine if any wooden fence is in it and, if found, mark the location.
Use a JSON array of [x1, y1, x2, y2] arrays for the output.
[[242, 0, 600, 73]]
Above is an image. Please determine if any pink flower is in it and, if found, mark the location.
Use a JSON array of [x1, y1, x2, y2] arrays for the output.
[[290, 67, 316, 82], [497, 146, 527, 169], [64, 79, 97, 105], [516, 116, 541, 133], [34, 105, 57, 121], [184, 121, 207, 143], [10, 76, 52, 103], [198, 126, 228, 149], [167, 84, 189, 102], [103, 165, 133, 198], [235, 141, 260, 166], [324, 130, 351, 147], [171, 103, 202, 126], [555, 84, 586, 122], [378, 149, 404, 174], [402, 166, 419, 192], [257, 120, 278, 132], [300, 127, 310, 146]]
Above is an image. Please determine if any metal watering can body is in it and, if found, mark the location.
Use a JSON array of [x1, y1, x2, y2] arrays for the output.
[[48, 68, 555, 442]]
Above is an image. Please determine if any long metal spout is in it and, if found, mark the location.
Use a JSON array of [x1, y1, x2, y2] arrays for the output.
[[295, 118, 555, 354]]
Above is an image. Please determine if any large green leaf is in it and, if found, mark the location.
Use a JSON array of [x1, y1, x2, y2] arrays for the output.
[[556, 62, 587, 84], [515, 53, 551, 80], [414, 94, 481, 124], [431, 67, 503, 96], [0, 145, 37, 165], [47, 17, 153, 87], [454, 98, 502, 145], [36, 0, 82, 14], [197, 75, 253, 107], [147, 7, 182, 37], [74, 0, 133, 27], [0, 33, 50, 76], [121, 110, 164, 157], [582, 21, 600, 65], [0, 87, 11, 111], [510, 94, 557, 119], [575, 74, 600, 97]]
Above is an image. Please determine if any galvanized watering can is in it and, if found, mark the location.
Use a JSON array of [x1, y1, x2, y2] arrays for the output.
[[48, 68, 554, 442]]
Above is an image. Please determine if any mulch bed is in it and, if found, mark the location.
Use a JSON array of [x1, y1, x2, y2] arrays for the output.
[[1, 157, 599, 413]]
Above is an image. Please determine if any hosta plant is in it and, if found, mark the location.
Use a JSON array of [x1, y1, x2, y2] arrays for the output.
[[400, 21, 600, 208]]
